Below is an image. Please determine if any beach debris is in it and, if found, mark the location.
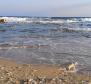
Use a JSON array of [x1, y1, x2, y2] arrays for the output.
[[68, 62, 78, 72], [29, 78, 37, 84], [59, 62, 78, 73]]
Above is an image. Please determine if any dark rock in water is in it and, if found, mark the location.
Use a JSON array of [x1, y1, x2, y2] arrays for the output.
[[0, 19, 5, 23]]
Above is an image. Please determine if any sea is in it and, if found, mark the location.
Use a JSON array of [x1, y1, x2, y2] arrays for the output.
[[0, 16, 91, 72]]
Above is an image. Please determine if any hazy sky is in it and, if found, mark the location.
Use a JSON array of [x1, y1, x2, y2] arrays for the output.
[[0, 0, 91, 16]]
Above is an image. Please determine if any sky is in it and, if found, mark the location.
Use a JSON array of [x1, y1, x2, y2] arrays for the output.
[[0, 0, 91, 17]]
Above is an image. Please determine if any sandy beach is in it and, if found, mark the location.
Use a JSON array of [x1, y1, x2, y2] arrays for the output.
[[0, 58, 90, 84]]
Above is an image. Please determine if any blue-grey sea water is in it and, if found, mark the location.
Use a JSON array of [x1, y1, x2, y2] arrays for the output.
[[0, 17, 91, 72]]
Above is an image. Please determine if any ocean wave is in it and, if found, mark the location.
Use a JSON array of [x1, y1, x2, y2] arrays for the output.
[[0, 17, 64, 24], [0, 17, 91, 24], [0, 42, 49, 50], [81, 18, 91, 22], [0, 17, 27, 23], [59, 28, 91, 32]]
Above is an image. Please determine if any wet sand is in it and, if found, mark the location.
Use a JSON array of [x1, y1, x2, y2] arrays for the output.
[[0, 58, 91, 84]]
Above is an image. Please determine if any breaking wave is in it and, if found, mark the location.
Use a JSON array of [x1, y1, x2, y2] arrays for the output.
[[0, 17, 91, 24], [0, 17, 64, 23], [60, 28, 91, 32]]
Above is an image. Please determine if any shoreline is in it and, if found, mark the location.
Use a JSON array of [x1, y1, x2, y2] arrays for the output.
[[0, 58, 91, 83]]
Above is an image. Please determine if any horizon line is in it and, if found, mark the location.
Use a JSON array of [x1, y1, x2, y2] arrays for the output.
[[0, 16, 91, 18]]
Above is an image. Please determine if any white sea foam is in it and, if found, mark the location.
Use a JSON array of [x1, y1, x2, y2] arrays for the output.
[[81, 18, 91, 22], [67, 19, 78, 23], [67, 18, 91, 23], [0, 17, 28, 23], [0, 17, 65, 24], [0, 17, 91, 24], [61, 28, 91, 32]]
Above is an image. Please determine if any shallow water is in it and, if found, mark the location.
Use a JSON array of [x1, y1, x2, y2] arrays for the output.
[[0, 17, 91, 72]]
